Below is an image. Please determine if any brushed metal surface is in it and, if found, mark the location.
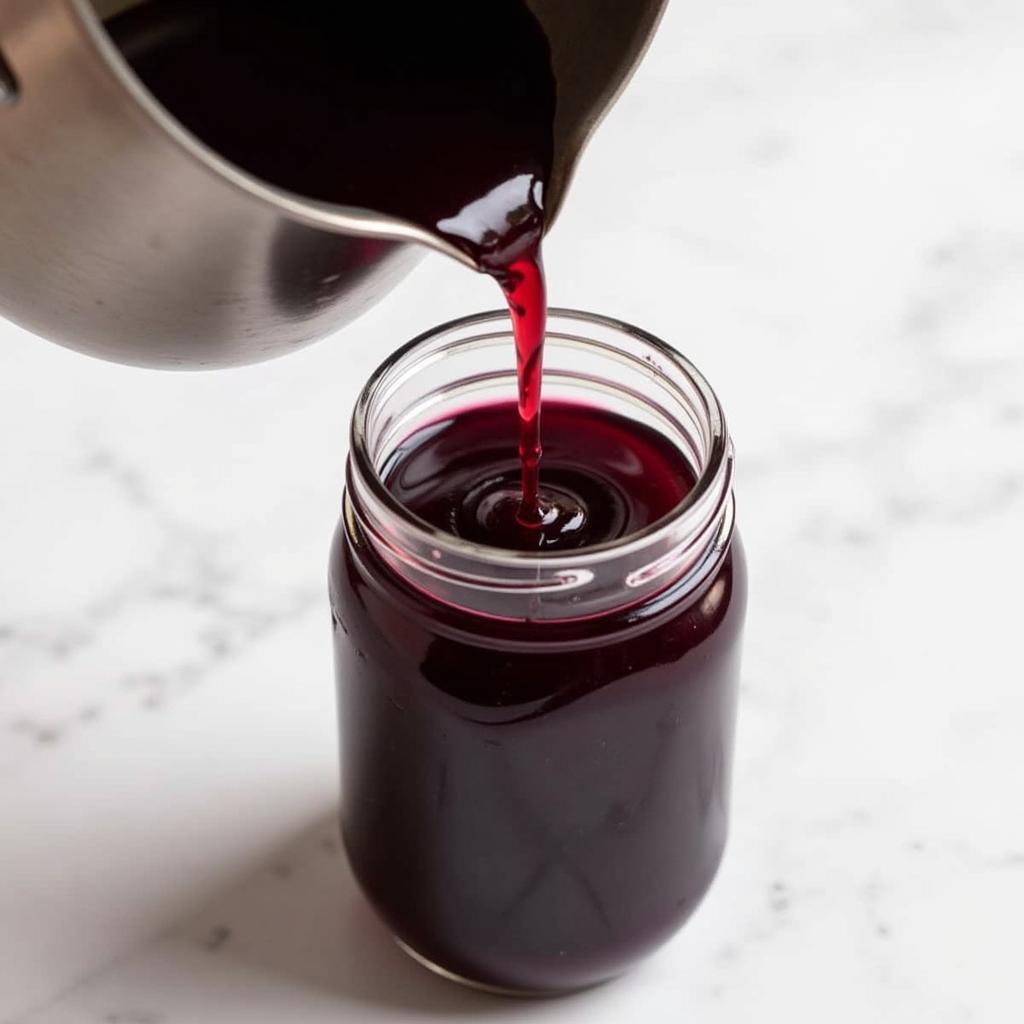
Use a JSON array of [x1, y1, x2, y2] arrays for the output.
[[0, 0, 439, 368], [530, 0, 670, 226], [0, 0, 667, 368]]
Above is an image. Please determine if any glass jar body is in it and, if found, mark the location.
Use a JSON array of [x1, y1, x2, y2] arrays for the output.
[[330, 520, 745, 994], [330, 309, 746, 994]]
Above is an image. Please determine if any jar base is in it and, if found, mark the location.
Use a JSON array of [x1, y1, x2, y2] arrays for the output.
[[392, 935, 609, 999]]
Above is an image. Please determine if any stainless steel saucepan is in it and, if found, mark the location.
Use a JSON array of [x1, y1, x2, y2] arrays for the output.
[[0, 0, 666, 367]]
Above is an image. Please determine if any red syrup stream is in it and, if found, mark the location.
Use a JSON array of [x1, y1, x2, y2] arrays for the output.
[[499, 252, 546, 523]]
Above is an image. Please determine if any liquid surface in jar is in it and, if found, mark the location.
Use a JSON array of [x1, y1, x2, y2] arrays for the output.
[[382, 400, 696, 552]]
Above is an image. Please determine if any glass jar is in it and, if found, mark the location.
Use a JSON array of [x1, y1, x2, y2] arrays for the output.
[[329, 309, 746, 995]]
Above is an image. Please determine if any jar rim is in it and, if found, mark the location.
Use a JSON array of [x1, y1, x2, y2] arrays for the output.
[[349, 307, 732, 570]]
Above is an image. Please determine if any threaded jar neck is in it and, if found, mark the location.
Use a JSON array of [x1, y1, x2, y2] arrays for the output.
[[346, 308, 735, 622]]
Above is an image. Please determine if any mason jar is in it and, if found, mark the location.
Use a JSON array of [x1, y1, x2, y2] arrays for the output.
[[329, 309, 746, 994]]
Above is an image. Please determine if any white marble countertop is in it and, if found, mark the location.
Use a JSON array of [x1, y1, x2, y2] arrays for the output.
[[2, 2, 1023, 1021]]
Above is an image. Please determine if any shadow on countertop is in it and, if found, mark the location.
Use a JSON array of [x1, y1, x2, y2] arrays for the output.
[[139, 811, 603, 1021], [167, 812, 517, 1017], [8, 812, 616, 1022]]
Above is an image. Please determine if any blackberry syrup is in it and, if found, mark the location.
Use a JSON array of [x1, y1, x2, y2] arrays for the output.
[[332, 398, 746, 992]]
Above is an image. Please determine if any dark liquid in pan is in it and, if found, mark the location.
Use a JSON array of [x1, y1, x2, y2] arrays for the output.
[[108, 0, 554, 515]]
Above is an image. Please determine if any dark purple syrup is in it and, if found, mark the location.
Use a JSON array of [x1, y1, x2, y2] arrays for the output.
[[383, 399, 694, 551], [107, 0, 554, 516], [331, 401, 746, 991]]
